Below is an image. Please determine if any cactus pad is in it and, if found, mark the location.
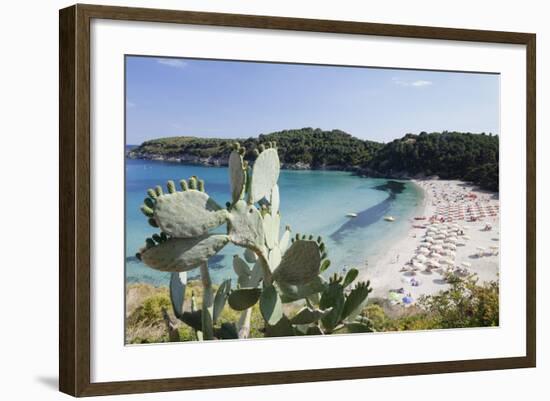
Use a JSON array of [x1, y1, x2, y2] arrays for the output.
[[228, 150, 246, 204], [277, 275, 326, 303], [250, 148, 280, 203], [319, 279, 346, 332], [169, 272, 187, 318], [263, 213, 277, 249], [342, 268, 359, 288], [270, 184, 280, 215], [273, 240, 322, 285], [140, 234, 230, 272], [248, 259, 264, 287], [233, 255, 252, 278], [265, 315, 294, 337], [279, 228, 291, 254], [213, 279, 231, 323], [228, 200, 265, 252], [227, 288, 262, 311], [153, 190, 228, 238], [243, 248, 257, 263], [341, 281, 372, 321], [268, 246, 282, 271], [259, 285, 283, 326]]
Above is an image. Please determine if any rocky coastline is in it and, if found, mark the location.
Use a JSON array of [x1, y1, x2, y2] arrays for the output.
[[126, 149, 356, 172], [126, 152, 433, 183]]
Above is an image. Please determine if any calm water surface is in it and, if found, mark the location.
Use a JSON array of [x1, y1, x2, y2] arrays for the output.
[[125, 158, 423, 286]]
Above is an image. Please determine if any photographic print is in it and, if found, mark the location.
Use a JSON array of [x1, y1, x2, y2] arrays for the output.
[[124, 56, 500, 344]]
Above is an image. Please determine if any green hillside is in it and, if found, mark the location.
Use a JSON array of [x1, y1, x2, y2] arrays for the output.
[[128, 128, 499, 191]]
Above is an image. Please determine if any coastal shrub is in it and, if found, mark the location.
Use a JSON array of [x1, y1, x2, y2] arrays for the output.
[[125, 282, 267, 343], [418, 276, 499, 328], [362, 277, 499, 332], [363, 303, 438, 332]]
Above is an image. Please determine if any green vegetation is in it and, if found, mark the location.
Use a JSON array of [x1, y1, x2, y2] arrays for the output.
[[129, 127, 382, 168], [255, 128, 382, 167], [364, 276, 499, 332], [134, 143, 374, 341], [126, 282, 265, 343], [129, 128, 499, 191], [127, 275, 499, 343], [367, 131, 499, 191]]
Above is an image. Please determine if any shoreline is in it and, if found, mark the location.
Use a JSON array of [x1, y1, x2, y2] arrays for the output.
[[362, 179, 499, 303]]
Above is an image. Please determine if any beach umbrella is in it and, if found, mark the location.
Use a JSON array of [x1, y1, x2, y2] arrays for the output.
[[431, 252, 442, 259], [429, 260, 441, 268], [462, 235, 471, 240], [443, 258, 455, 266], [461, 261, 472, 268], [416, 254, 427, 262], [419, 248, 430, 255], [447, 244, 457, 250], [402, 295, 414, 305], [412, 261, 424, 270], [476, 246, 486, 252]]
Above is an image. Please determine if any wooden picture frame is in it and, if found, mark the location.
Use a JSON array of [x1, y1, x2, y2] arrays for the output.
[[59, 3, 536, 397]]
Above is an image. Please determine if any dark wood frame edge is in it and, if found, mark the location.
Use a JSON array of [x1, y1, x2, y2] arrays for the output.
[[59, 3, 536, 397]]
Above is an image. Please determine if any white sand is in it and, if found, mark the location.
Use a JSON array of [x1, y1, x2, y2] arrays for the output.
[[361, 179, 500, 303]]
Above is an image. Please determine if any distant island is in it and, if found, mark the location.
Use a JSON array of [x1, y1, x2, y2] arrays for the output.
[[127, 128, 498, 191]]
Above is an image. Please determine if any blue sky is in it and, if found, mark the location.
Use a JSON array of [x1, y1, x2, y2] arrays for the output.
[[126, 56, 499, 145]]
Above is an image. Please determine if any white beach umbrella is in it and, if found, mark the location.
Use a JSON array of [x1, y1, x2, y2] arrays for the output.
[[416, 254, 427, 262], [431, 252, 442, 259], [461, 261, 472, 268], [429, 260, 441, 268], [412, 262, 424, 270], [462, 235, 471, 240]]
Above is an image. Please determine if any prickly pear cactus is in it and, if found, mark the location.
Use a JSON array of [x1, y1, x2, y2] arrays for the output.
[[136, 141, 374, 340], [136, 143, 285, 339]]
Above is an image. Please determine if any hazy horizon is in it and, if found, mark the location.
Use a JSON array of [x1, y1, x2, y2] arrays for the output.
[[126, 56, 500, 145]]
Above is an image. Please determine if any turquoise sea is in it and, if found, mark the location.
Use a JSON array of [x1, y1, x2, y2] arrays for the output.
[[125, 157, 424, 286]]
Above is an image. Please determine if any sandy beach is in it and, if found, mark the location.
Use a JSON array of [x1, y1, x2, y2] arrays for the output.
[[363, 179, 500, 303]]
